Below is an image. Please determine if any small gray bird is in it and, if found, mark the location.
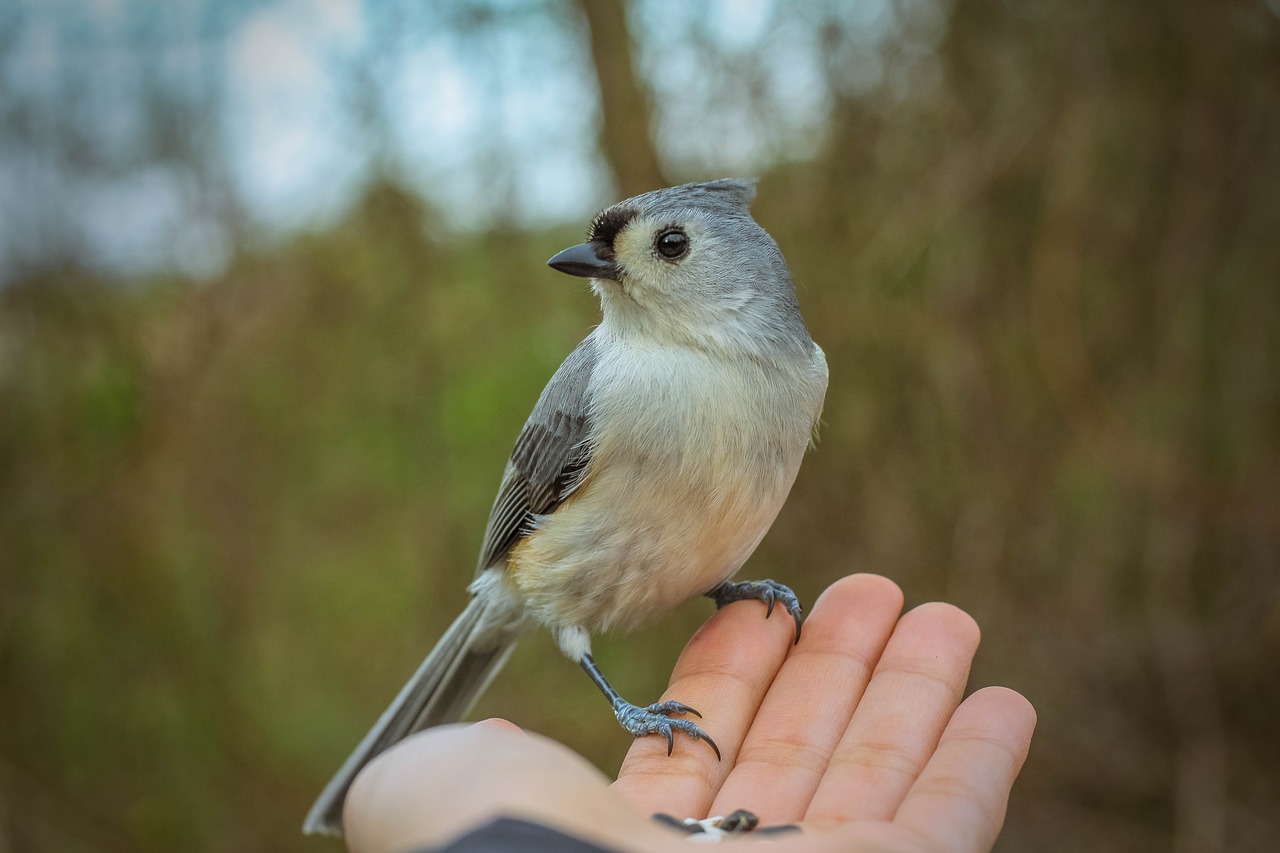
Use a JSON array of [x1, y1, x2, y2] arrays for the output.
[[304, 178, 828, 837]]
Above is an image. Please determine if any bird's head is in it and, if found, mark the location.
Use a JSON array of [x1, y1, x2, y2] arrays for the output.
[[547, 179, 808, 354]]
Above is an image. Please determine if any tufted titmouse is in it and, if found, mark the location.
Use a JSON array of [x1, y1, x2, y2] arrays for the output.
[[304, 179, 828, 837]]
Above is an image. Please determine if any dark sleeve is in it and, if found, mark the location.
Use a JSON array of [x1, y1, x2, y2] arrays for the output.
[[418, 817, 621, 853]]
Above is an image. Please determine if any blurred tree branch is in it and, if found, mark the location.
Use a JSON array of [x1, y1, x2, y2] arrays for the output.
[[576, 0, 667, 195]]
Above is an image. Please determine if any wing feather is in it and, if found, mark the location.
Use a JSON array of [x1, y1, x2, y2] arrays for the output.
[[475, 334, 598, 574]]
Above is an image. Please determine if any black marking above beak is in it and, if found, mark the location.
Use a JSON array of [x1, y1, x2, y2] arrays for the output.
[[547, 241, 620, 281]]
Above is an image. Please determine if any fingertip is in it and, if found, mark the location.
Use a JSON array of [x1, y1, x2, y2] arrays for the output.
[[901, 601, 981, 651], [685, 589, 796, 659], [969, 684, 1035, 713], [472, 718, 526, 735], [812, 572, 905, 615], [961, 686, 1038, 750], [788, 573, 904, 664]]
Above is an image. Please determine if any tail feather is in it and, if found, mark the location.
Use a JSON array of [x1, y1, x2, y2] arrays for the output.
[[303, 595, 519, 837]]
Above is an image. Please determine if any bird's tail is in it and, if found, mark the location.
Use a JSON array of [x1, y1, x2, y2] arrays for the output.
[[303, 592, 521, 837]]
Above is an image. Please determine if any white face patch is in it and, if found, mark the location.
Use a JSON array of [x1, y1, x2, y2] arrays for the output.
[[611, 215, 708, 297]]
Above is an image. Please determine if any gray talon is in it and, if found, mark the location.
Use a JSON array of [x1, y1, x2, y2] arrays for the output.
[[614, 700, 721, 760], [581, 653, 721, 760], [706, 579, 805, 644], [651, 700, 701, 719]]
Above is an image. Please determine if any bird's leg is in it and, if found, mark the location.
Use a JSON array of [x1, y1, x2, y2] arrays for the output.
[[705, 579, 804, 643], [579, 654, 720, 760]]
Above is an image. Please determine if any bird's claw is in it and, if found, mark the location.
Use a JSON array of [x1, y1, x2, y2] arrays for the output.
[[707, 578, 805, 643], [647, 699, 702, 719], [614, 700, 721, 760]]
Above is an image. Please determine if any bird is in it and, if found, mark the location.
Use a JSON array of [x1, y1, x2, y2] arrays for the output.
[[304, 178, 828, 837]]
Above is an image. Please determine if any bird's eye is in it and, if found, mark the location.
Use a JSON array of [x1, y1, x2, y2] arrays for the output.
[[654, 228, 689, 261]]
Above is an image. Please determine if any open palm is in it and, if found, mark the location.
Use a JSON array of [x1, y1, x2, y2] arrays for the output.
[[344, 574, 1035, 853]]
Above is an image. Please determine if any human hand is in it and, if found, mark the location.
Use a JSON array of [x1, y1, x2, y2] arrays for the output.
[[343, 574, 1036, 852]]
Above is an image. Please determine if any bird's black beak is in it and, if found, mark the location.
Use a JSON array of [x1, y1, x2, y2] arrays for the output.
[[547, 241, 620, 281]]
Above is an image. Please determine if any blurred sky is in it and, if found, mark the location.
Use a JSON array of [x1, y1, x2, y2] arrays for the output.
[[0, 0, 910, 284]]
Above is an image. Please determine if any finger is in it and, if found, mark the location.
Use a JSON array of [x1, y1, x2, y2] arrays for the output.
[[611, 588, 796, 819], [806, 602, 981, 825], [893, 687, 1037, 852], [708, 573, 904, 823]]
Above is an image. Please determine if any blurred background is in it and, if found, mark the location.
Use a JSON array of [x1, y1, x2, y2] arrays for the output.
[[2, 0, 1278, 850]]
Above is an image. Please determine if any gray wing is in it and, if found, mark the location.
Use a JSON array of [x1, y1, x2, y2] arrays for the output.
[[475, 334, 599, 574]]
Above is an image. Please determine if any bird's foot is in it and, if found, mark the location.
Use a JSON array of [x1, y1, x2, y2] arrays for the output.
[[652, 809, 802, 837], [706, 579, 804, 643], [614, 699, 721, 760]]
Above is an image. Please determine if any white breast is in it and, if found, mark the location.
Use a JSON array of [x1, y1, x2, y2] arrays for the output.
[[507, 336, 826, 635]]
